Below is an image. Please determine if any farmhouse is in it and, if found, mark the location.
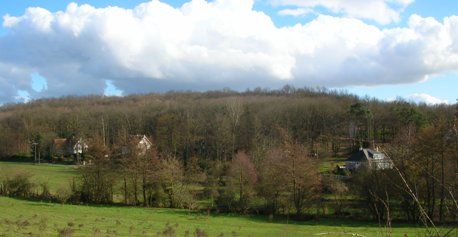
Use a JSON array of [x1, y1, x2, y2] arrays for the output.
[[121, 135, 153, 156], [52, 137, 88, 157], [345, 148, 392, 170]]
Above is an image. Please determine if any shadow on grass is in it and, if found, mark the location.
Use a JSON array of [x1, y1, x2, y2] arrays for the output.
[[199, 212, 434, 231], [12, 196, 455, 234], [27, 202, 56, 207]]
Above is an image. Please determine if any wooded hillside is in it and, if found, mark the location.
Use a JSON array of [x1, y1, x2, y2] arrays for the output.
[[0, 87, 457, 227], [0, 87, 454, 161]]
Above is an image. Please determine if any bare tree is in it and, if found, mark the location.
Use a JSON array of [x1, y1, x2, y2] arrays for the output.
[[226, 97, 243, 157], [227, 151, 257, 212]]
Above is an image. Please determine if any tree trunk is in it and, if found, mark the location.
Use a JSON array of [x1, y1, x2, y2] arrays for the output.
[[123, 177, 128, 204], [439, 151, 445, 223], [142, 174, 147, 206]]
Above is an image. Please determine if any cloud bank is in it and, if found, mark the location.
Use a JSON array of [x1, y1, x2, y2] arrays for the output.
[[1, 0, 458, 103], [272, 0, 413, 24], [406, 93, 449, 105]]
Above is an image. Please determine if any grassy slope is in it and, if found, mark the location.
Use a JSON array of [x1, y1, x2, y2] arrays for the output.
[[0, 162, 455, 236], [0, 162, 78, 194], [0, 197, 445, 237]]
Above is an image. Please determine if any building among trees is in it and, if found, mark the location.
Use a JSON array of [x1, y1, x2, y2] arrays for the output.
[[52, 136, 88, 161], [121, 135, 153, 156], [345, 148, 392, 170]]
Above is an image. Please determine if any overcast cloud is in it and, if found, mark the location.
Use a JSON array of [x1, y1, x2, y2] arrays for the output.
[[0, 0, 458, 103]]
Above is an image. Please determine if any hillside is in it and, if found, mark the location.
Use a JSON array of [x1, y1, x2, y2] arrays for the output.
[[0, 87, 454, 161], [0, 88, 457, 230]]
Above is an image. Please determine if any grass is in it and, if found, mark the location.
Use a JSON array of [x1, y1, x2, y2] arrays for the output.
[[0, 161, 78, 194], [319, 156, 346, 173], [0, 161, 455, 236], [0, 196, 455, 237]]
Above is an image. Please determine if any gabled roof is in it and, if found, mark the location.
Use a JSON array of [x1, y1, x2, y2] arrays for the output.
[[346, 150, 369, 162], [122, 135, 152, 156], [53, 138, 67, 146], [365, 149, 379, 159], [346, 148, 384, 162], [53, 137, 88, 154], [129, 135, 152, 146]]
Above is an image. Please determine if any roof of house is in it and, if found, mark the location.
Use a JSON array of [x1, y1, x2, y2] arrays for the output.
[[346, 150, 368, 162], [129, 135, 152, 145], [53, 137, 88, 151], [53, 138, 68, 149], [346, 148, 383, 162]]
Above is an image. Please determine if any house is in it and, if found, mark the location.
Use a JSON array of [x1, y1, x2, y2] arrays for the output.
[[52, 137, 88, 157], [52, 138, 68, 157], [72, 138, 89, 155], [122, 135, 153, 156], [345, 148, 392, 170]]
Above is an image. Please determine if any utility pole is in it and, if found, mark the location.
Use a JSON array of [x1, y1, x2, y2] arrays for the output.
[[76, 141, 81, 165], [102, 117, 106, 147], [454, 99, 457, 174], [453, 99, 458, 193], [32, 142, 38, 164]]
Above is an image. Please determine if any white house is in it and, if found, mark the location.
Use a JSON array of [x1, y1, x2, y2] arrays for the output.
[[122, 135, 153, 156], [52, 137, 88, 157], [346, 148, 392, 170], [72, 138, 89, 155], [135, 135, 152, 155]]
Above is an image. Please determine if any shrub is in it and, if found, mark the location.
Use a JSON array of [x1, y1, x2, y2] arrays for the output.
[[39, 182, 52, 200], [2, 172, 35, 198]]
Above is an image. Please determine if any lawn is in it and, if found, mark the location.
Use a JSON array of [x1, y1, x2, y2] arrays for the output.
[[0, 161, 78, 194], [318, 156, 346, 173], [0, 197, 453, 237]]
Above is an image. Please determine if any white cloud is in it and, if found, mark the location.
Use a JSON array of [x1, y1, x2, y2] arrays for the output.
[[15, 90, 31, 103], [0, 0, 457, 103], [272, 0, 413, 24], [278, 8, 314, 17], [406, 93, 449, 105]]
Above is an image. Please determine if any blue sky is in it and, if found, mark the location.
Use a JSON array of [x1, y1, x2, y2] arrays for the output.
[[0, 0, 457, 105]]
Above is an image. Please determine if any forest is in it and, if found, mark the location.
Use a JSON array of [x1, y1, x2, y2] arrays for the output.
[[0, 86, 457, 231]]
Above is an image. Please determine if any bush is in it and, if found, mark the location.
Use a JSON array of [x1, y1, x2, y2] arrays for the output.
[[215, 186, 237, 213], [39, 182, 52, 200], [1, 172, 35, 198]]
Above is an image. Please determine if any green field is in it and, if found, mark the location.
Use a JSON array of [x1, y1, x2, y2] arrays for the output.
[[0, 161, 78, 194], [0, 162, 455, 237], [0, 196, 449, 237]]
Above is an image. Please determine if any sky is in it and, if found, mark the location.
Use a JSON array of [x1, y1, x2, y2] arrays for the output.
[[0, 0, 457, 105]]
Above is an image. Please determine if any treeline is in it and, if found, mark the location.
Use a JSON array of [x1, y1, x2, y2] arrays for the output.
[[0, 87, 457, 227], [0, 87, 452, 160]]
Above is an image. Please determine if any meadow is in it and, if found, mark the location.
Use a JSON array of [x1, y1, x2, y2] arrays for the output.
[[0, 161, 78, 194], [0, 196, 441, 237], [1, 161, 455, 236]]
